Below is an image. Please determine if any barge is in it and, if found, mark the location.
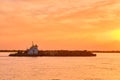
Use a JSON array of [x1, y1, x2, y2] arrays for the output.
[[9, 44, 96, 57]]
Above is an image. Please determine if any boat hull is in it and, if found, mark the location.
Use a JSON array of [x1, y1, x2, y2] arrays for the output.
[[9, 50, 96, 57]]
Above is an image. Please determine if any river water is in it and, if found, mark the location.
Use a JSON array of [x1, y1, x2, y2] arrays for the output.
[[0, 53, 120, 80]]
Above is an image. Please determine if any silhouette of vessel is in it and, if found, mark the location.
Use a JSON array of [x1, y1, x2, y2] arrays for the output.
[[9, 43, 96, 57]]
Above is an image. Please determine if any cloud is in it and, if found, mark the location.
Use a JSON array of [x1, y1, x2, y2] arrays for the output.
[[0, 0, 120, 49], [0, 0, 119, 33]]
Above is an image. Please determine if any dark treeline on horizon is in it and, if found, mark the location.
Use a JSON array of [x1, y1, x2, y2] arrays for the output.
[[0, 50, 120, 53], [0, 50, 24, 52], [92, 51, 120, 53]]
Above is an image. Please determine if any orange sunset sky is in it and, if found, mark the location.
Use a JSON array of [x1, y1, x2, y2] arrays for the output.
[[0, 0, 120, 50]]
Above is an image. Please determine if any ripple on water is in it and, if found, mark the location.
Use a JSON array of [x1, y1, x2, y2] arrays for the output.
[[50, 79, 60, 80], [84, 77, 102, 80]]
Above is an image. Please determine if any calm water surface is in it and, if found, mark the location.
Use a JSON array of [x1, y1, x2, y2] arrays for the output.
[[0, 53, 120, 80]]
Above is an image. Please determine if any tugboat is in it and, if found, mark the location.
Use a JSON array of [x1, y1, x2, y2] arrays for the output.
[[9, 42, 40, 56]]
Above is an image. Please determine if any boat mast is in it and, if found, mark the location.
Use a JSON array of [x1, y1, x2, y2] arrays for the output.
[[32, 41, 34, 46]]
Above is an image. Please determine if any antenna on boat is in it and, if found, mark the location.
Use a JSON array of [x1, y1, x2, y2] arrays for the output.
[[32, 41, 34, 46]]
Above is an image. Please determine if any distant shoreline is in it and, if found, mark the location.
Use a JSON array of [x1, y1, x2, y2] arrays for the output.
[[0, 50, 120, 53]]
